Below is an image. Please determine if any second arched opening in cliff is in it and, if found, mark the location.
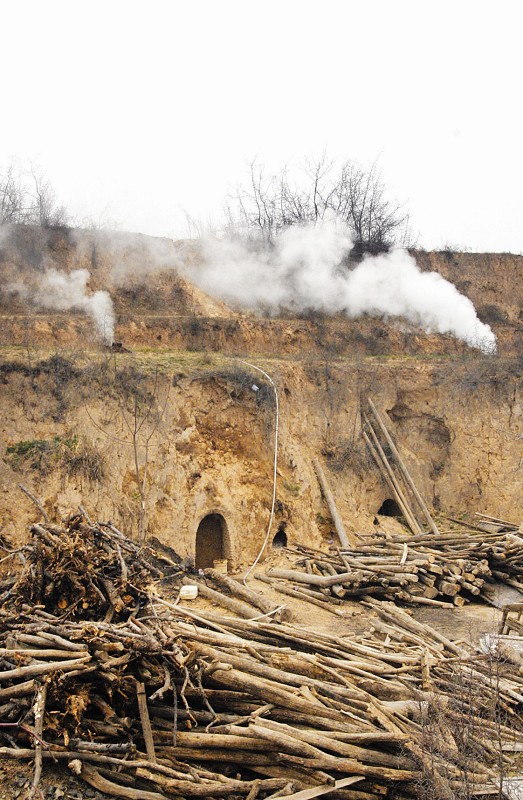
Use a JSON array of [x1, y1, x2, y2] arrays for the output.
[[377, 498, 403, 518], [272, 523, 288, 549]]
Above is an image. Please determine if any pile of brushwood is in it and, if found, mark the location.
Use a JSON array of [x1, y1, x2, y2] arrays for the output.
[[0, 516, 184, 619], [0, 517, 522, 799], [261, 524, 523, 611]]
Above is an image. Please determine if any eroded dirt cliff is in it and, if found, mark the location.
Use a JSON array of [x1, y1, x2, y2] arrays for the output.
[[0, 349, 521, 567], [0, 226, 521, 566]]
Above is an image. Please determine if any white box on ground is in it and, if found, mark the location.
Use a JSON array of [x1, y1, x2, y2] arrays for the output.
[[179, 585, 198, 600]]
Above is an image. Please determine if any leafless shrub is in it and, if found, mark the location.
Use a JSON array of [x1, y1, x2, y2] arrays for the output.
[[6, 434, 104, 482], [323, 439, 372, 477], [477, 303, 509, 325], [0, 360, 35, 380], [433, 354, 523, 397], [197, 363, 275, 407], [225, 154, 410, 256], [62, 438, 106, 482], [413, 650, 515, 799], [183, 315, 206, 351]]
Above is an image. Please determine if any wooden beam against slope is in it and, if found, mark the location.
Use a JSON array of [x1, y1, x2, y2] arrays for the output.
[[362, 417, 423, 536], [313, 459, 351, 549], [367, 398, 440, 536]]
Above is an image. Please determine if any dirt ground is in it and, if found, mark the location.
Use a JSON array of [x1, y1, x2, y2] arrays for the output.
[[162, 543, 507, 647], [0, 760, 113, 799]]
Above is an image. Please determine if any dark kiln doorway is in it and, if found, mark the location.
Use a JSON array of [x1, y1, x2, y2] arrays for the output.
[[195, 513, 227, 569], [377, 498, 403, 518], [272, 524, 288, 549]]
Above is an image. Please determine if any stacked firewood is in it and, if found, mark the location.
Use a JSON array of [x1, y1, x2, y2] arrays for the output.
[[1, 603, 522, 799], [262, 526, 523, 610], [0, 519, 522, 799], [1, 515, 290, 626]]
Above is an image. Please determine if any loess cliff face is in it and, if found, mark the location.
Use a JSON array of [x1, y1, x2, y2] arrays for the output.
[[0, 226, 521, 564], [0, 353, 521, 566], [415, 249, 523, 325]]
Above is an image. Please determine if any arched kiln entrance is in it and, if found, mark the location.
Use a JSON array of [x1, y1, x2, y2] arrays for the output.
[[195, 513, 228, 569], [377, 498, 403, 518], [272, 523, 288, 549]]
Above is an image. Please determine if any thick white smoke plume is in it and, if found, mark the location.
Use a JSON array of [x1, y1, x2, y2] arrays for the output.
[[193, 221, 496, 352], [34, 268, 115, 344]]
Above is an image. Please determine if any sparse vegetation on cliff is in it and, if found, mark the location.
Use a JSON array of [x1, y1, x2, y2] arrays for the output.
[[6, 434, 105, 482]]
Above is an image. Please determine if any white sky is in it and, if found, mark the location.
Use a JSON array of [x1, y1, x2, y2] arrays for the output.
[[2, 0, 522, 252]]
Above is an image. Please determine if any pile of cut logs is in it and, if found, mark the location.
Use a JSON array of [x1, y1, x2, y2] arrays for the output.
[[0, 517, 522, 799], [262, 525, 523, 610]]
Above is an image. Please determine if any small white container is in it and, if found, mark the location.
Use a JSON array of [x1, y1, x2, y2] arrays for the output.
[[179, 584, 199, 600]]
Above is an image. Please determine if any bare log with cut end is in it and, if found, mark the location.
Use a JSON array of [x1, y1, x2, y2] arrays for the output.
[[255, 574, 346, 616], [266, 568, 359, 588], [205, 568, 291, 620], [135, 770, 294, 796], [206, 665, 350, 724], [182, 576, 259, 618], [75, 763, 166, 800], [28, 682, 47, 800], [135, 681, 156, 763], [0, 655, 91, 682], [18, 484, 49, 523]]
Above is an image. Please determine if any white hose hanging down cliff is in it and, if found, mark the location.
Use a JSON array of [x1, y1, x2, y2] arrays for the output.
[[240, 360, 279, 585]]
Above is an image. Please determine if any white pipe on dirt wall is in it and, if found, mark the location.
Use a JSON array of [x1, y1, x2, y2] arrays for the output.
[[240, 360, 279, 585]]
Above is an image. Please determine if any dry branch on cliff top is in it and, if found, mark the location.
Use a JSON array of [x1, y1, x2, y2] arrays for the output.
[[0, 516, 521, 799]]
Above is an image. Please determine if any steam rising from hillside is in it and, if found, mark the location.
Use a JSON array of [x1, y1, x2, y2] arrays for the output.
[[34, 269, 115, 344], [191, 222, 496, 352], [5, 266, 115, 344], [0, 223, 497, 352]]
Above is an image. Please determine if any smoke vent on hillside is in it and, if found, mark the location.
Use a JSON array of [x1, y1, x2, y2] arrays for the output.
[[195, 513, 228, 569]]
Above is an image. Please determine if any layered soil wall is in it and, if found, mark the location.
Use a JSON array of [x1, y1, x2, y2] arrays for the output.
[[0, 352, 521, 566], [0, 226, 521, 563]]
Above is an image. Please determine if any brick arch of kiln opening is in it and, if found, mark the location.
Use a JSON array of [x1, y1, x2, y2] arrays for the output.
[[194, 511, 232, 569]]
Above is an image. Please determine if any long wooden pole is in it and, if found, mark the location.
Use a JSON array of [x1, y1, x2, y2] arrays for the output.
[[362, 418, 422, 535], [266, 567, 359, 587], [181, 577, 259, 619], [312, 459, 351, 549], [273, 776, 364, 800], [204, 568, 289, 620], [136, 681, 157, 763], [367, 399, 440, 536]]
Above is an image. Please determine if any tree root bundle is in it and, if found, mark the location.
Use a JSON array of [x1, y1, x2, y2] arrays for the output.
[[0, 516, 183, 620], [0, 519, 522, 799]]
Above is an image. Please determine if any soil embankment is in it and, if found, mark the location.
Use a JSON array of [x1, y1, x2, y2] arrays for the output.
[[0, 226, 521, 564]]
